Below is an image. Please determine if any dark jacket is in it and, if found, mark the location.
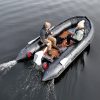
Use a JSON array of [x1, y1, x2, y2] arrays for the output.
[[40, 26, 51, 42]]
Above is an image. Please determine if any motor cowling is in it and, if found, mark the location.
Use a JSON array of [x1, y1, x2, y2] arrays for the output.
[[33, 47, 48, 71], [34, 51, 44, 66]]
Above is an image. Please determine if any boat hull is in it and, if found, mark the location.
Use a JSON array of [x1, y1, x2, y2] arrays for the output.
[[16, 16, 94, 81]]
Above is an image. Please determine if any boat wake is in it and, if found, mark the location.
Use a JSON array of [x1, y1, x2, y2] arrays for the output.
[[14, 67, 57, 100], [46, 79, 57, 100], [0, 60, 17, 74]]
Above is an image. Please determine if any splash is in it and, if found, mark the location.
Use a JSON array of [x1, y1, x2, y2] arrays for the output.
[[13, 67, 57, 100], [46, 79, 57, 100], [0, 60, 17, 71]]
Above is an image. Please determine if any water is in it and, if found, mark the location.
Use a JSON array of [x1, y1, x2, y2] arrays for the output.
[[0, 0, 100, 100], [0, 60, 17, 76], [0, 60, 17, 71]]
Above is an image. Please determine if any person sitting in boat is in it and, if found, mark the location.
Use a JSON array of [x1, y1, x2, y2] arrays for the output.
[[67, 20, 85, 44], [40, 21, 58, 53]]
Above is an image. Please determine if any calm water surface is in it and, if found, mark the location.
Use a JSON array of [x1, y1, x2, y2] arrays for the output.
[[0, 0, 100, 100]]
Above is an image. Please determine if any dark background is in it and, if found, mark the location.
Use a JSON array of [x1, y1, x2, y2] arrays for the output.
[[0, 0, 100, 100]]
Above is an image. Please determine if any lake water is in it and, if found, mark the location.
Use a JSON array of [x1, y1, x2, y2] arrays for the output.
[[0, 0, 100, 100]]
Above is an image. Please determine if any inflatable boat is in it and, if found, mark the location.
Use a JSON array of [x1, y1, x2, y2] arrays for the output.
[[16, 16, 94, 81]]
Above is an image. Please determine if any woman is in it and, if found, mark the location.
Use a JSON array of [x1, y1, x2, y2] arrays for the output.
[[40, 21, 57, 52]]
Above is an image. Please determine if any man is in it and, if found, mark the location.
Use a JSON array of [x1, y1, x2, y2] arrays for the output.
[[40, 21, 57, 52], [67, 20, 85, 44]]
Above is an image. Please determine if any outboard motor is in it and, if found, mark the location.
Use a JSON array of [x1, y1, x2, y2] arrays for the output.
[[33, 47, 47, 71]]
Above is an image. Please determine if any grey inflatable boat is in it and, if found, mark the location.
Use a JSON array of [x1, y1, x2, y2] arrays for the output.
[[16, 16, 94, 81]]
